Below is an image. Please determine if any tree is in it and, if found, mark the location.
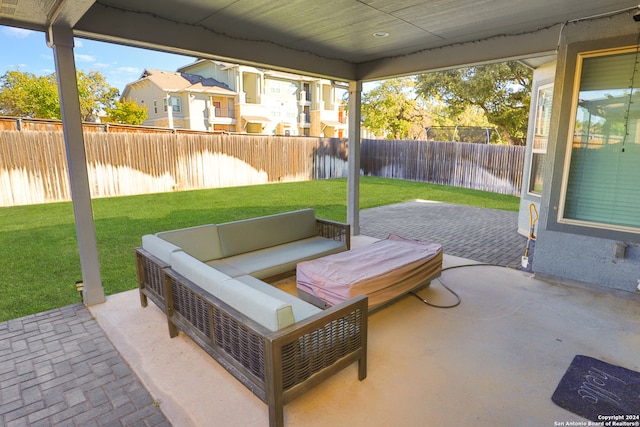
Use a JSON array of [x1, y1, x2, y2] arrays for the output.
[[415, 61, 532, 145], [105, 100, 148, 125], [76, 71, 120, 121], [0, 69, 123, 122], [361, 77, 429, 140], [0, 71, 60, 118]]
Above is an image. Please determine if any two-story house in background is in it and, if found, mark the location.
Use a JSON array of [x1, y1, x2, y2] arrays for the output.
[[121, 59, 347, 136], [120, 69, 236, 131]]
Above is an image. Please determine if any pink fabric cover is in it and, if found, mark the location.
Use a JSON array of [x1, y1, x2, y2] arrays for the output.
[[296, 235, 443, 309]]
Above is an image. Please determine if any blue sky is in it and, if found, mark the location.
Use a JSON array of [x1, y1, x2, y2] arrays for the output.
[[1, 24, 378, 96], [0, 25, 197, 93]]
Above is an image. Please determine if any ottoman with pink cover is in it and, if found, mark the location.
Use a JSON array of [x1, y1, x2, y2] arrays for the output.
[[296, 235, 443, 311]]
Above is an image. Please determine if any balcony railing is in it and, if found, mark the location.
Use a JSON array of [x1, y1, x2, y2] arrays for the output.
[[213, 108, 235, 119], [299, 113, 311, 124], [299, 90, 312, 105]]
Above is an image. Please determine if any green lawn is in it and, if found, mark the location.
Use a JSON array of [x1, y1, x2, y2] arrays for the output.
[[0, 177, 519, 322]]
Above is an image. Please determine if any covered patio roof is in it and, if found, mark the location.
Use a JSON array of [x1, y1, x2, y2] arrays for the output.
[[1, 0, 637, 81], [2, 1, 639, 306]]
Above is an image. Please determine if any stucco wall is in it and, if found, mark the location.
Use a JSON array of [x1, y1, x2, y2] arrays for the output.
[[535, 232, 639, 291], [533, 12, 640, 293]]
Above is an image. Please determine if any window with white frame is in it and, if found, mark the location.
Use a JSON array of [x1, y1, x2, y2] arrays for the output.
[[268, 81, 281, 95], [171, 96, 181, 113], [528, 84, 553, 195], [560, 47, 640, 232]]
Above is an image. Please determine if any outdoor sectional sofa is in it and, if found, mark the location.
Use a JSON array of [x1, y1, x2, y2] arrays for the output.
[[134, 209, 368, 427]]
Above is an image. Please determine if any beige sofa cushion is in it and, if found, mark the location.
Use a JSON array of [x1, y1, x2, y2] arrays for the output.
[[203, 259, 246, 278], [217, 277, 295, 332], [217, 209, 317, 258], [171, 251, 230, 293], [234, 275, 322, 322], [215, 236, 346, 279], [171, 251, 295, 332], [142, 234, 182, 265], [157, 224, 223, 262]]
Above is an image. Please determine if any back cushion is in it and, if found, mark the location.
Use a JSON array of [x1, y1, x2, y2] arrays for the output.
[[157, 224, 223, 262], [217, 209, 317, 257], [142, 234, 181, 265], [170, 251, 230, 294], [171, 252, 294, 331], [218, 278, 295, 331]]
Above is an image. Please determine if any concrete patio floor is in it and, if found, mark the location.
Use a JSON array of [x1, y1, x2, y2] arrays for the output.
[[90, 236, 640, 427]]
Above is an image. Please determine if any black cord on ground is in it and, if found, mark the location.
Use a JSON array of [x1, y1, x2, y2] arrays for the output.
[[441, 262, 511, 272], [411, 278, 461, 308], [410, 262, 513, 309]]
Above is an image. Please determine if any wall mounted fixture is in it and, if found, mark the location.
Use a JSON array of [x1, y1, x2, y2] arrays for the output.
[[613, 242, 628, 258]]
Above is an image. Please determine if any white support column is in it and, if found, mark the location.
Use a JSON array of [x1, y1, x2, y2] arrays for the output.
[[347, 81, 362, 235], [166, 94, 174, 129], [315, 83, 321, 110], [48, 25, 105, 306], [208, 98, 215, 131]]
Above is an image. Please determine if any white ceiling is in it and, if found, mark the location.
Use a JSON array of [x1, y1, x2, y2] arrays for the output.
[[1, 0, 639, 80]]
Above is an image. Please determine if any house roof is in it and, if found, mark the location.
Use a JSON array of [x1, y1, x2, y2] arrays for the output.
[[129, 69, 235, 96], [2, 1, 638, 81]]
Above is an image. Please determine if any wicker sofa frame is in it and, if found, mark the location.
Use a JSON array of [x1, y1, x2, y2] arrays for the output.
[[134, 219, 367, 427]]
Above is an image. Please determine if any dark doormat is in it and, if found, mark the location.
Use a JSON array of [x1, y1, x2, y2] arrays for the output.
[[551, 355, 640, 421]]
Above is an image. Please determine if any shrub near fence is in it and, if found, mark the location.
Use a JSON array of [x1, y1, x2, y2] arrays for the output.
[[0, 130, 523, 207]]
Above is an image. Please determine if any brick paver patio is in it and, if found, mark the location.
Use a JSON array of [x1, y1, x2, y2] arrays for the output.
[[360, 201, 527, 267], [0, 303, 169, 427]]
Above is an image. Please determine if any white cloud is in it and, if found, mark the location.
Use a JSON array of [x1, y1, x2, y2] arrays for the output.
[[2, 27, 34, 38], [116, 66, 140, 74], [75, 40, 83, 48], [74, 54, 96, 62]]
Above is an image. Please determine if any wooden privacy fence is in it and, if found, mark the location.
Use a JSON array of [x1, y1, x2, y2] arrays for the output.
[[0, 131, 348, 206], [361, 139, 525, 195], [0, 131, 523, 207]]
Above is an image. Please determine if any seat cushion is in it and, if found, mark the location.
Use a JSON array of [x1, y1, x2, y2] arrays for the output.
[[217, 209, 318, 257], [204, 259, 247, 278], [221, 236, 347, 279]]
